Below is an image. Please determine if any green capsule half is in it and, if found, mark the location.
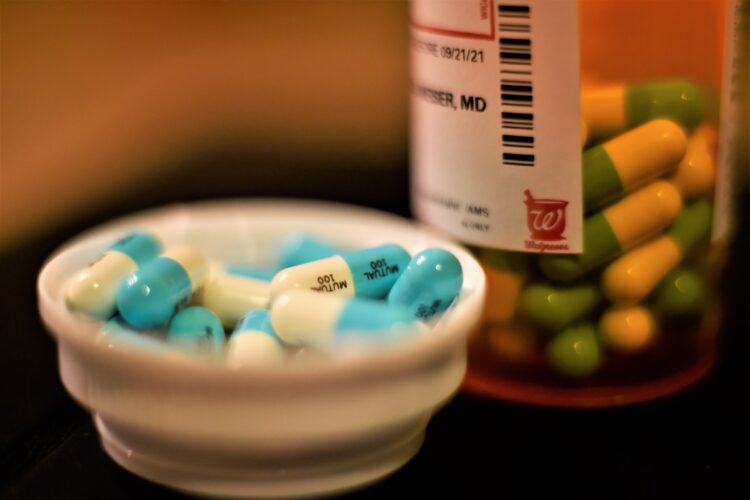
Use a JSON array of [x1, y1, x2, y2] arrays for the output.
[[519, 283, 601, 332]]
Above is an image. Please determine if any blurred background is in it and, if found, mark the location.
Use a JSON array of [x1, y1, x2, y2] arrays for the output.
[[1, 0, 411, 254]]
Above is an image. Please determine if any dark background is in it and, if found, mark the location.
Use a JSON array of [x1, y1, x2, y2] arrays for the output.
[[0, 154, 746, 499]]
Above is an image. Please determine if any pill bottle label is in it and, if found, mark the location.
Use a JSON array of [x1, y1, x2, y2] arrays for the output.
[[411, 0, 583, 253]]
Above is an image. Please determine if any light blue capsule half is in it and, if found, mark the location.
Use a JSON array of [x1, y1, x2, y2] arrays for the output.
[[234, 309, 284, 345], [334, 298, 417, 344], [109, 231, 162, 265], [225, 263, 278, 282], [280, 234, 342, 268], [387, 248, 463, 319], [117, 257, 192, 328], [167, 306, 225, 353], [342, 244, 411, 299]]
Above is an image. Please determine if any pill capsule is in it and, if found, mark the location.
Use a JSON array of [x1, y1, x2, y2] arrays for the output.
[[581, 80, 705, 138], [602, 199, 712, 304], [519, 283, 600, 332], [546, 324, 601, 377], [192, 267, 270, 327], [226, 309, 286, 367], [387, 248, 462, 319], [479, 249, 530, 324], [225, 263, 277, 282], [98, 316, 174, 355], [539, 181, 683, 282], [270, 243, 410, 300], [652, 267, 706, 320], [66, 231, 162, 320], [167, 306, 225, 354], [280, 233, 343, 268], [583, 119, 687, 211], [599, 306, 657, 352], [270, 291, 417, 349], [670, 125, 717, 198], [485, 322, 538, 363], [116, 246, 209, 328]]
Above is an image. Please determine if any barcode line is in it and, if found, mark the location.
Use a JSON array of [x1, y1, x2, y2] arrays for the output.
[[499, 3, 535, 167], [499, 25, 531, 33]]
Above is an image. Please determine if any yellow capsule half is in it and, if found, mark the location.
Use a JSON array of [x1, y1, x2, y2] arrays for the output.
[[479, 250, 529, 324], [670, 125, 716, 198], [581, 116, 589, 147], [605, 181, 683, 249], [581, 84, 627, 138], [602, 235, 682, 304], [603, 119, 687, 190], [600, 306, 657, 352], [485, 322, 537, 363], [483, 264, 524, 324]]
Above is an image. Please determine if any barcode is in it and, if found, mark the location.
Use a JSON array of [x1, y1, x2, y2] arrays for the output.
[[499, 37, 531, 65], [498, 5, 530, 18], [502, 111, 533, 130], [502, 152, 535, 167], [500, 78, 532, 107], [498, 3, 534, 167]]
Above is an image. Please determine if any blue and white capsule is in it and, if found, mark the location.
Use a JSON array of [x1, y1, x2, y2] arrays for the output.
[[279, 233, 343, 268], [388, 248, 463, 319], [270, 291, 418, 349], [97, 316, 173, 355], [226, 309, 286, 367], [66, 231, 162, 320], [116, 246, 209, 328], [167, 306, 225, 354], [193, 263, 270, 327], [270, 243, 410, 300]]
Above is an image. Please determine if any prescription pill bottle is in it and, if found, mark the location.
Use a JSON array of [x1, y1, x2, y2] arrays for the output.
[[410, 0, 746, 406]]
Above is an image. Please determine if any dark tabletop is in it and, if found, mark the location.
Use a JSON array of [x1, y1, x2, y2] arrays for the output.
[[1, 154, 746, 499]]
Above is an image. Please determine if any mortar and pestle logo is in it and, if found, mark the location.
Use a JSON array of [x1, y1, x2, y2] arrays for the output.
[[523, 189, 568, 241]]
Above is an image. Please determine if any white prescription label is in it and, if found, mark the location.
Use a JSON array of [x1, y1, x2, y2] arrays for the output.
[[411, 0, 582, 253]]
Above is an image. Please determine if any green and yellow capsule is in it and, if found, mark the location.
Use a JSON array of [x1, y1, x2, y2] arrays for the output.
[[581, 80, 705, 138], [539, 181, 683, 283], [602, 199, 712, 304], [583, 119, 687, 211]]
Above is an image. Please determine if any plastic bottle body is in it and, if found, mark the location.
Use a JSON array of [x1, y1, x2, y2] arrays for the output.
[[410, 0, 741, 406]]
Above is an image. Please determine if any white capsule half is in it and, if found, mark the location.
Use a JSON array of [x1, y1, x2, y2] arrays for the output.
[[67, 252, 138, 320], [270, 255, 355, 300], [226, 309, 286, 367], [192, 264, 270, 327], [66, 231, 162, 320]]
